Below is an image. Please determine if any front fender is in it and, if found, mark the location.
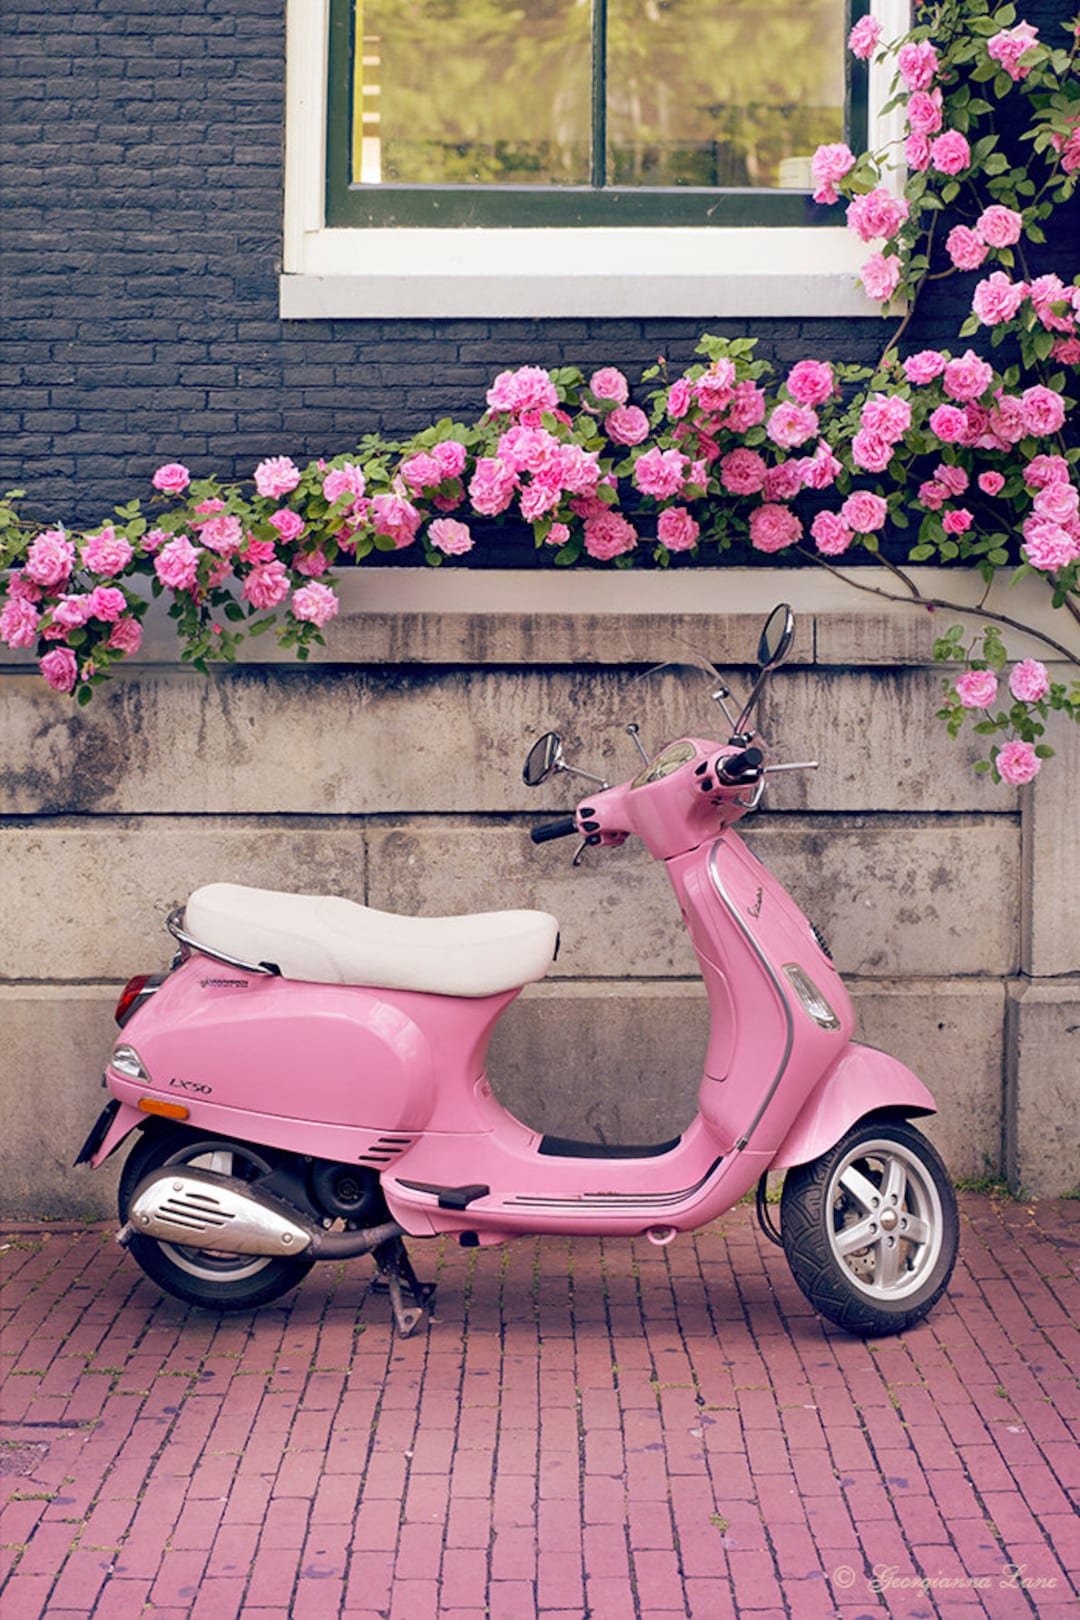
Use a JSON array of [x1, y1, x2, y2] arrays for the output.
[[77, 1100, 145, 1169], [770, 1043, 936, 1171]]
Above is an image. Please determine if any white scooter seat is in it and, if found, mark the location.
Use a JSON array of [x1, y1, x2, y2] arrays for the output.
[[183, 883, 560, 997]]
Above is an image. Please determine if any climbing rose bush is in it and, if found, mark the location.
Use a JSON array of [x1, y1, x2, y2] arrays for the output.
[[1, 0, 1078, 784]]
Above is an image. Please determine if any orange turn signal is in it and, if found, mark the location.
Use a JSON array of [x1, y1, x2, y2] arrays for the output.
[[137, 1098, 190, 1122]]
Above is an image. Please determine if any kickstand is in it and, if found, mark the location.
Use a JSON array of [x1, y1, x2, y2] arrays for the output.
[[372, 1237, 436, 1337]]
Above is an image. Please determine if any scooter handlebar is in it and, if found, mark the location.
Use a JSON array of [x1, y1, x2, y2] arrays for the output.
[[716, 746, 764, 785], [530, 816, 580, 844]]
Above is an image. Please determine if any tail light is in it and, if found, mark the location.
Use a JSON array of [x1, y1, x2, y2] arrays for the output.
[[115, 974, 163, 1028]]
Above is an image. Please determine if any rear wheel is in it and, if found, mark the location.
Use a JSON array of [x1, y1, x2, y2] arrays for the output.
[[780, 1116, 958, 1336], [118, 1125, 314, 1311]]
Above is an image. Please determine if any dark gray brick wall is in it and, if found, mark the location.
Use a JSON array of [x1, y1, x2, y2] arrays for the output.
[[0, 0, 1070, 531]]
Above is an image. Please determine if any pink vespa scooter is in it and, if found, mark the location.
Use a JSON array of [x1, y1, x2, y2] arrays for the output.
[[77, 606, 959, 1338]]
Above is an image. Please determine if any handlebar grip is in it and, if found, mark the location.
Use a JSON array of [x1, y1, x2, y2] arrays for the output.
[[716, 746, 764, 785], [530, 816, 580, 844]]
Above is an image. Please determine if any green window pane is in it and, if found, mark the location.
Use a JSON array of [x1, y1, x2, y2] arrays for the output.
[[607, 0, 847, 190], [353, 0, 592, 187]]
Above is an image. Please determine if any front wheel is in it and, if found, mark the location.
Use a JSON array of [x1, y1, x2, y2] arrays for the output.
[[118, 1125, 315, 1312], [780, 1116, 958, 1337]]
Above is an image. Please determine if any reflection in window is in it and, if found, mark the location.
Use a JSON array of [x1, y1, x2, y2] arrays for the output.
[[352, 0, 847, 194]]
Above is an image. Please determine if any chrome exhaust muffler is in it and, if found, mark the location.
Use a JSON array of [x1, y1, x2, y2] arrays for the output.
[[119, 1167, 403, 1259]]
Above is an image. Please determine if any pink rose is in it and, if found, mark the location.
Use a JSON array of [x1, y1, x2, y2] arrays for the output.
[[799, 441, 843, 490], [979, 471, 1006, 496], [719, 449, 767, 495], [987, 23, 1039, 82], [996, 740, 1041, 785], [254, 456, 302, 499], [1024, 454, 1070, 489], [851, 429, 896, 473], [87, 585, 128, 621], [977, 206, 1023, 249], [294, 548, 329, 577], [604, 406, 650, 447], [766, 402, 819, 449], [266, 508, 305, 544], [946, 226, 988, 272], [291, 582, 339, 627], [50, 595, 94, 630], [841, 491, 888, 533], [151, 462, 191, 495], [371, 492, 422, 547], [919, 480, 948, 511], [748, 504, 802, 554], [201, 512, 245, 554], [860, 393, 912, 442], [907, 90, 944, 137], [846, 189, 909, 244], [399, 452, 444, 494], [0, 595, 41, 648], [1020, 385, 1066, 437], [431, 440, 467, 480], [154, 535, 202, 592], [811, 142, 855, 204], [428, 518, 474, 556], [763, 462, 804, 504], [1029, 274, 1076, 333], [1009, 659, 1050, 703], [632, 447, 687, 499], [942, 509, 973, 535], [861, 252, 902, 303], [26, 530, 76, 588], [322, 463, 367, 505], [583, 510, 638, 561], [935, 464, 969, 497], [943, 351, 994, 403], [468, 458, 518, 518], [955, 669, 998, 708], [243, 560, 291, 611], [903, 350, 947, 385], [989, 394, 1027, 446], [786, 361, 835, 407], [544, 522, 571, 548], [107, 618, 143, 657], [898, 41, 939, 91], [656, 507, 700, 553], [930, 131, 971, 176], [666, 378, 692, 419], [589, 367, 629, 404], [1023, 522, 1080, 571], [848, 14, 882, 59], [81, 526, 134, 576], [906, 133, 932, 172], [972, 272, 1027, 327], [39, 647, 78, 693], [726, 381, 766, 432], [929, 404, 968, 443], [1034, 482, 1079, 525], [811, 512, 854, 557]]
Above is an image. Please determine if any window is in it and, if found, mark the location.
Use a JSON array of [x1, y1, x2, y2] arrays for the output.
[[282, 0, 908, 318], [329, 0, 863, 227]]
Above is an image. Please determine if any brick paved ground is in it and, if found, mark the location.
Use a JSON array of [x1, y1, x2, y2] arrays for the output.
[[1, 1194, 1077, 1620]]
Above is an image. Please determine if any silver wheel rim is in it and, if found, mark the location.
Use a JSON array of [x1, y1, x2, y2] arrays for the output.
[[157, 1146, 273, 1284], [825, 1136, 944, 1302]]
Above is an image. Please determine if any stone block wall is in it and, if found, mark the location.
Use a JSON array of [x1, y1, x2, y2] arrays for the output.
[[2, 574, 1076, 1216]]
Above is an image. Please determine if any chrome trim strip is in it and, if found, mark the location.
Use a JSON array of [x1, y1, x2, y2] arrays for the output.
[[706, 840, 794, 1151], [506, 1157, 725, 1212], [165, 906, 281, 978]]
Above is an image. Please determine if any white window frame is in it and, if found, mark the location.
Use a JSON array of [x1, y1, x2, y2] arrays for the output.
[[281, 0, 909, 321]]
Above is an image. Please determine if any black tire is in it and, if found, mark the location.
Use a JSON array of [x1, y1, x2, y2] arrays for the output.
[[780, 1115, 959, 1337], [118, 1125, 315, 1311]]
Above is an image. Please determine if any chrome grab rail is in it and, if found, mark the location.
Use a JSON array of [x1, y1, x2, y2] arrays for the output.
[[165, 905, 281, 977]]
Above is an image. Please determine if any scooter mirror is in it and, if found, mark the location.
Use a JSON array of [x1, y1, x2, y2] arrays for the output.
[[523, 732, 564, 787], [757, 603, 795, 670]]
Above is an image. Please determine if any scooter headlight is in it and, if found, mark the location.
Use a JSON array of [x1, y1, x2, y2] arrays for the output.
[[783, 965, 841, 1030], [111, 1045, 151, 1083]]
